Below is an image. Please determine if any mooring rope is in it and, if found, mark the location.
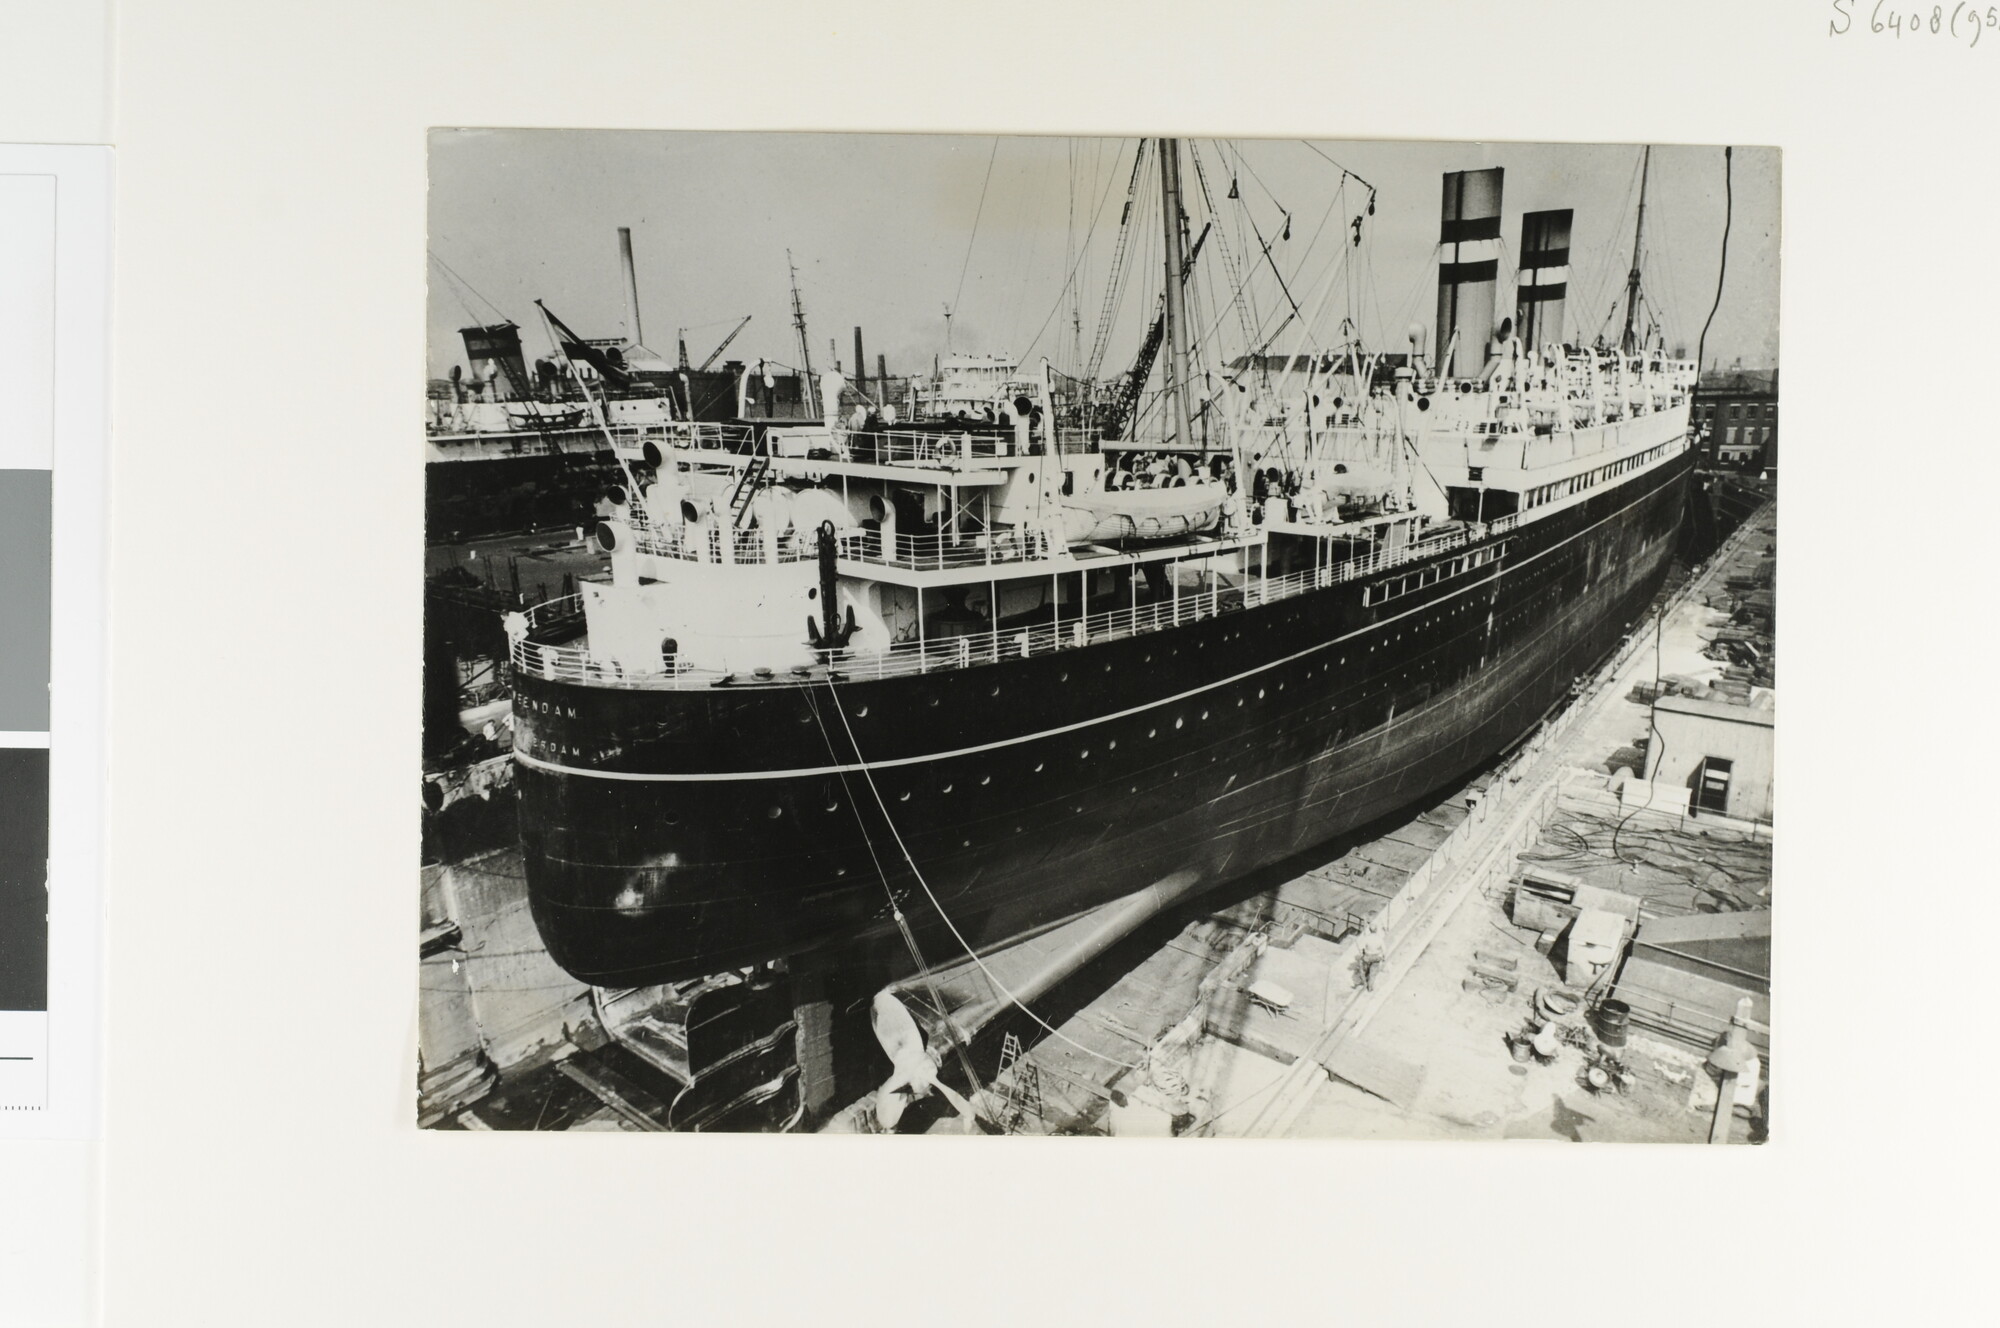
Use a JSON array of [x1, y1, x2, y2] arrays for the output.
[[808, 676, 1143, 1072]]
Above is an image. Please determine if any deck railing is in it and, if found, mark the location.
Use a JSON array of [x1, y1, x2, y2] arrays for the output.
[[624, 510, 818, 565], [840, 526, 1052, 571], [508, 514, 1514, 690]]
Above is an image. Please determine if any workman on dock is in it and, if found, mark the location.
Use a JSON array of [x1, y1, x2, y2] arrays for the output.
[[1359, 921, 1386, 991]]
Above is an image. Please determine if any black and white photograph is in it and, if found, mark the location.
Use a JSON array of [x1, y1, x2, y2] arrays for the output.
[[23, 1, 2000, 1324], [420, 129, 1779, 1139]]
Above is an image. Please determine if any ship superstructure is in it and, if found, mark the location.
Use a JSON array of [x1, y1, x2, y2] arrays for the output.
[[501, 141, 1697, 988]]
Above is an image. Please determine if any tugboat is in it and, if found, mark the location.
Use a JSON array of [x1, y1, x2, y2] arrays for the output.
[[503, 140, 1698, 989]]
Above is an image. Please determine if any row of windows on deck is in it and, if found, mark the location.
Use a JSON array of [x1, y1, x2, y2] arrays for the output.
[[1362, 543, 1504, 607], [1521, 440, 1675, 512]]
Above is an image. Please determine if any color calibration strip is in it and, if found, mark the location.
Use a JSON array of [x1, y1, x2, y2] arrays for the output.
[[0, 171, 55, 1110], [1, 150, 107, 1135]]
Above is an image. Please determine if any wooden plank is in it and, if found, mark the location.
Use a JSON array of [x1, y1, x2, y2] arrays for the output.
[[557, 1057, 670, 1132], [1320, 1039, 1427, 1110]]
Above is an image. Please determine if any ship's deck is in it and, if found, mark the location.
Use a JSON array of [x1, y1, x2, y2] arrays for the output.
[[512, 511, 1508, 690]]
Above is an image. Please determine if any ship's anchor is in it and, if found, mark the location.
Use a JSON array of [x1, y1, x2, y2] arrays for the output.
[[805, 519, 857, 652]]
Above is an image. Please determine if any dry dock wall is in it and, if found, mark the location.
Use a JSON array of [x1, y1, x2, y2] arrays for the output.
[[419, 850, 593, 1122]]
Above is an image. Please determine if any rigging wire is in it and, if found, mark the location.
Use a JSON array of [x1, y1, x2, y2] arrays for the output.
[[797, 687, 993, 1110], [1298, 139, 1378, 196], [1695, 147, 1733, 373], [1611, 145, 1731, 865], [812, 678, 1144, 1072], [1584, 151, 1646, 346], [1083, 140, 1153, 385], [1187, 142, 1258, 352], [428, 249, 513, 328], [950, 137, 1003, 331], [1015, 146, 1129, 366]]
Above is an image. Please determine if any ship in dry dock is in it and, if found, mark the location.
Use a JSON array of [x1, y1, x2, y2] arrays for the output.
[[505, 140, 1698, 993]]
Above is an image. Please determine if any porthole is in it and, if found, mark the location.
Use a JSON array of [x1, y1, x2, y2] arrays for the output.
[[1080, 749, 1090, 760], [1175, 718, 1184, 729], [990, 685, 1001, 697], [941, 783, 953, 794], [899, 791, 911, 802], [1258, 688, 1265, 699], [929, 696, 940, 707], [767, 805, 783, 819], [1107, 739, 1117, 750], [1034, 762, 1044, 772], [855, 705, 869, 718], [1148, 728, 1157, 739], [980, 775, 991, 786], [1201, 710, 1209, 720], [824, 796, 840, 813]]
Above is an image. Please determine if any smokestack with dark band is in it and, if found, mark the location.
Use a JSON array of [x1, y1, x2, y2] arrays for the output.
[[459, 323, 529, 401], [1435, 167, 1504, 379], [1516, 208, 1573, 352]]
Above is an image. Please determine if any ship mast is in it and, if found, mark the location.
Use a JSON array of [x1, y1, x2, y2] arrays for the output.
[[1620, 145, 1652, 356], [1158, 138, 1194, 451], [788, 249, 818, 414]]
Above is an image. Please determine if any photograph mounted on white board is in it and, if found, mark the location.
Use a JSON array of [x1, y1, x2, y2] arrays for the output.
[[420, 129, 1778, 1139]]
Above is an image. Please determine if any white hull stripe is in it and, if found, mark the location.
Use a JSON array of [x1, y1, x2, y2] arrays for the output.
[[517, 453, 1685, 783]]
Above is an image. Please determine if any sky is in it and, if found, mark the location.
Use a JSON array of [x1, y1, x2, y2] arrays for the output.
[[428, 130, 1779, 385]]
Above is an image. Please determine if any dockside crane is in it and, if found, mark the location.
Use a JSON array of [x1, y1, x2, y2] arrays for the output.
[[696, 315, 753, 371]]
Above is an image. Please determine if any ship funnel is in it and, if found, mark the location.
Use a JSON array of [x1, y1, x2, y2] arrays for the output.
[[458, 323, 530, 402], [617, 227, 645, 349], [1435, 167, 1504, 379], [1516, 208, 1573, 352]]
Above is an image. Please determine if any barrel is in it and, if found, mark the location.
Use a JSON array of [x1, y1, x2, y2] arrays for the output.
[[1593, 999, 1632, 1047]]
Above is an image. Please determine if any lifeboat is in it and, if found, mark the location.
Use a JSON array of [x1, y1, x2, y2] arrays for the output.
[[1063, 481, 1225, 544]]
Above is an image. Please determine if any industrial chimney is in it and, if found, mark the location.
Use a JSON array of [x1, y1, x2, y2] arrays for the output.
[[1435, 167, 1504, 380], [1516, 208, 1573, 352], [617, 226, 645, 349]]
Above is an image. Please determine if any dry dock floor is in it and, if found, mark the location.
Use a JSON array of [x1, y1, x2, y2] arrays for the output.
[[979, 503, 1774, 1141]]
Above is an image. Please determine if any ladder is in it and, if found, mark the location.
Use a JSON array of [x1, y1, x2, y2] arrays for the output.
[[728, 451, 770, 528], [995, 1032, 1045, 1134]]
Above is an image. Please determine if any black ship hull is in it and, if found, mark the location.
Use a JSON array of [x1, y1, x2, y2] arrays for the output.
[[514, 452, 1693, 987]]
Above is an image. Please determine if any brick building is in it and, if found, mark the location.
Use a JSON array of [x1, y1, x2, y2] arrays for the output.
[[1692, 365, 1777, 472]]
